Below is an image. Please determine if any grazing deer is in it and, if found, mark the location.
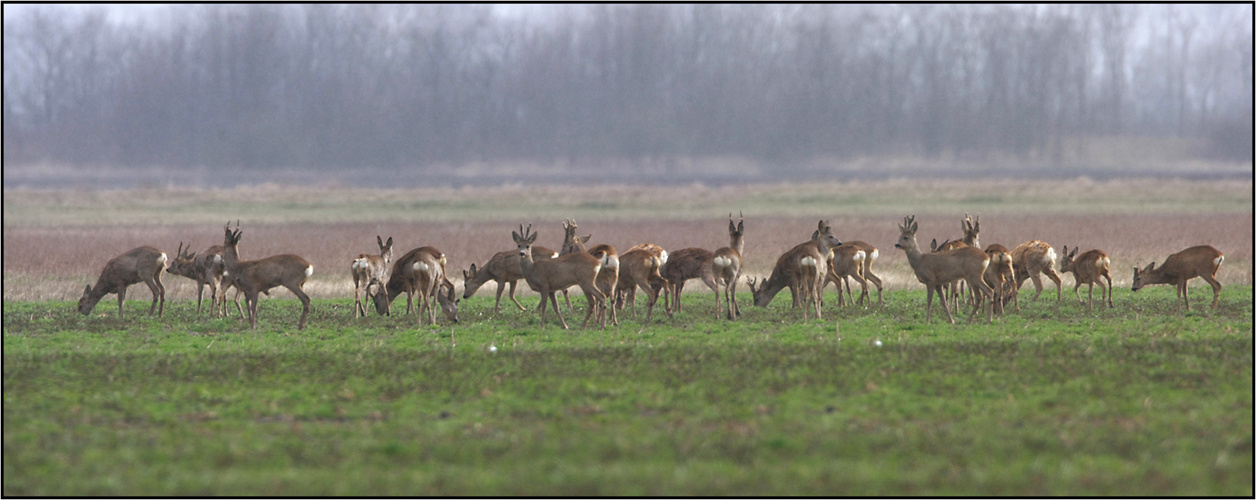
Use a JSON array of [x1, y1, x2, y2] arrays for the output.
[[513, 224, 606, 329], [77, 246, 168, 318], [375, 246, 458, 324], [617, 243, 669, 318], [822, 244, 867, 308], [748, 220, 839, 319], [1059, 246, 1113, 310], [894, 215, 993, 324], [221, 223, 314, 329], [838, 240, 883, 307], [166, 242, 242, 318], [711, 213, 745, 320], [351, 236, 393, 318], [1132, 245, 1224, 312], [614, 248, 670, 322], [462, 246, 559, 313], [1009, 240, 1062, 303], [659, 247, 718, 315], [983, 244, 1017, 314]]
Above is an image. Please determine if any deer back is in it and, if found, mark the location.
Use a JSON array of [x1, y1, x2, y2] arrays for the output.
[[1134, 245, 1223, 288], [79, 246, 168, 312]]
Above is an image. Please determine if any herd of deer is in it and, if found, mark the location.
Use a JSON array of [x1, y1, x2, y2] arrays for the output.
[[76, 215, 1226, 330]]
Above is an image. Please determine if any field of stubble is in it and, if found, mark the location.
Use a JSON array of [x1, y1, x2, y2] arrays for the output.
[[3, 179, 1251, 302]]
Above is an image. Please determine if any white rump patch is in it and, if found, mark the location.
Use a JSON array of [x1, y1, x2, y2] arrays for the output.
[[414, 262, 430, 273], [550, 252, 559, 259], [1045, 247, 1057, 265], [869, 249, 879, 261], [800, 256, 818, 268], [213, 254, 223, 264], [157, 252, 168, 265], [352, 258, 368, 270], [604, 255, 619, 269], [305, 265, 314, 277], [659, 250, 669, 265], [713, 256, 731, 268], [1215, 256, 1224, 267]]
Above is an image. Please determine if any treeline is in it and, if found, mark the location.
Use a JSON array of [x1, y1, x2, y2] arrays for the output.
[[3, 4, 1252, 170]]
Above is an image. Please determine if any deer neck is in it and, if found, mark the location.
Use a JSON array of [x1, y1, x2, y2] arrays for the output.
[[731, 235, 745, 257]]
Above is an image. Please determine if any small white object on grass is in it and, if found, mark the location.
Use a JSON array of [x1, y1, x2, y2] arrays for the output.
[[874, 340, 882, 347], [489, 345, 498, 352]]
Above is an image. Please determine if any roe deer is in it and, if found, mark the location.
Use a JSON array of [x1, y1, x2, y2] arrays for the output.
[[894, 215, 993, 324], [78, 245, 167, 318], [822, 244, 866, 308], [748, 220, 839, 319], [614, 248, 670, 323], [351, 236, 393, 318], [376, 246, 458, 324], [222, 223, 314, 329], [1059, 246, 1113, 310], [462, 246, 559, 313], [513, 224, 606, 329], [983, 244, 1017, 314], [166, 242, 243, 318], [586, 243, 620, 326], [1131, 245, 1224, 311], [711, 213, 745, 320], [1009, 240, 1062, 303], [838, 240, 883, 307], [659, 247, 717, 315]]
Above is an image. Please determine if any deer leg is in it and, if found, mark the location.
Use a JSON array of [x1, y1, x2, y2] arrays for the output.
[[867, 272, 884, 307], [116, 286, 128, 318], [490, 280, 506, 313], [1044, 267, 1063, 302], [1202, 275, 1222, 310], [1073, 280, 1084, 304], [1179, 281, 1190, 312], [1029, 273, 1045, 301], [551, 292, 570, 330], [507, 280, 527, 312], [561, 289, 573, 312], [938, 284, 957, 324], [287, 285, 311, 330], [730, 278, 741, 320]]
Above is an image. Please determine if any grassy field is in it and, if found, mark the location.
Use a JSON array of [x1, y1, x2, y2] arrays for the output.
[[3, 286, 1253, 496], [3, 179, 1253, 495]]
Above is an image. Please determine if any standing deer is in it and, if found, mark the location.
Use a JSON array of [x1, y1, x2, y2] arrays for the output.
[[375, 246, 458, 324], [711, 213, 745, 320], [351, 236, 393, 318], [462, 246, 559, 313], [748, 220, 839, 319], [894, 215, 993, 324], [659, 248, 718, 315], [1132, 245, 1224, 311], [838, 240, 883, 307], [586, 243, 620, 326], [77, 246, 167, 318], [983, 244, 1017, 314], [513, 224, 606, 329], [614, 248, 670, 323], [822, 244, 867, 308], [166, 242, 242, 318], [221, 223, 314, 330], [1009, 240, 1062, 303], [1059, 246, 1114, 310]]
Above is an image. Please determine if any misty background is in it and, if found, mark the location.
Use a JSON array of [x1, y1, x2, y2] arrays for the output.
[[3, 4, 1252, 188]]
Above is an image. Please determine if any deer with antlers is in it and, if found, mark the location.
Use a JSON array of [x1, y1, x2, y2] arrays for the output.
[[712, 213, 746, 320], [77, 246, 168, 318], [895, 215, 993, 324], [513, 224, 606, 329], [351, 236, 393, 318], [166, 242, 242, 318], [1059, 246, 1114, 310], [1132, 245, 1224, 312], [221, 223, 314, 329], [462, 246, 560, 314], [748, 220, 840, 320]]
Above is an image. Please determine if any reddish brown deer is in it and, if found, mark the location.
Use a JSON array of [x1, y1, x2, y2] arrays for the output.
[[1009, 240, 1062, 303], [375, 246, 458, 324], [838, 240, 883, 307], [614, 248, 670, 323], [659, 247, 718, 315], [221, 224, 314, 329], [351, 236, 393, 318], [711, 213, 746, 320], [1059, 246, 1114, 310], [513, 224, 606, 329], [822, 244, 866, 308], [78, 246, 168, 318], [895, 215, 993, 324], [462, 246, 559, 313], [748, 220, 840, 319], [983, 244, 1017, 314], [1132, 245, 1224, 311], [586, 243, 620, 325], [166, 242, 242, 318]]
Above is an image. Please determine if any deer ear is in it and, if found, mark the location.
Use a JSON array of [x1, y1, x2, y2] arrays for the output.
[[737, 220, 744, 233], [580, 234, 591, 244], [385, 237, 393, 247], [83, 285, 92, 295]]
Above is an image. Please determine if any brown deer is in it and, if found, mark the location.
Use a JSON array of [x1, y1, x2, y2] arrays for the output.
[[983, 244, 1017, 314], [1132, 245, 1224, 311], [375, 246, 458, 324], [462, 246, 559, 313], [711, 213, 745, 320], [748, 220, 839, 319], [659, 247, 718, 315], [351, 236, 393, 318], [614, 248, 670, 322], [1009, 240, 1062, 303], [513, 224, 606, 329], [586, 243, 620, 325], [838, 240, 883, 307], [895, 215, 993, 324], [1059, 246, 1114, 310], [166, 242, 243, 318], [221, 223, 314, 329], [77, 245, 168, 318], [822, 244, 866, 308]]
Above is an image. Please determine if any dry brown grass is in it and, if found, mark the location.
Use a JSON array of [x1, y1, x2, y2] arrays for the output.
[[4, 212, 1250, 302]]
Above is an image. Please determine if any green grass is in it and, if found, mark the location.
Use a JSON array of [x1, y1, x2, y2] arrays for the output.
[[3, 286, 1252, 496]]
